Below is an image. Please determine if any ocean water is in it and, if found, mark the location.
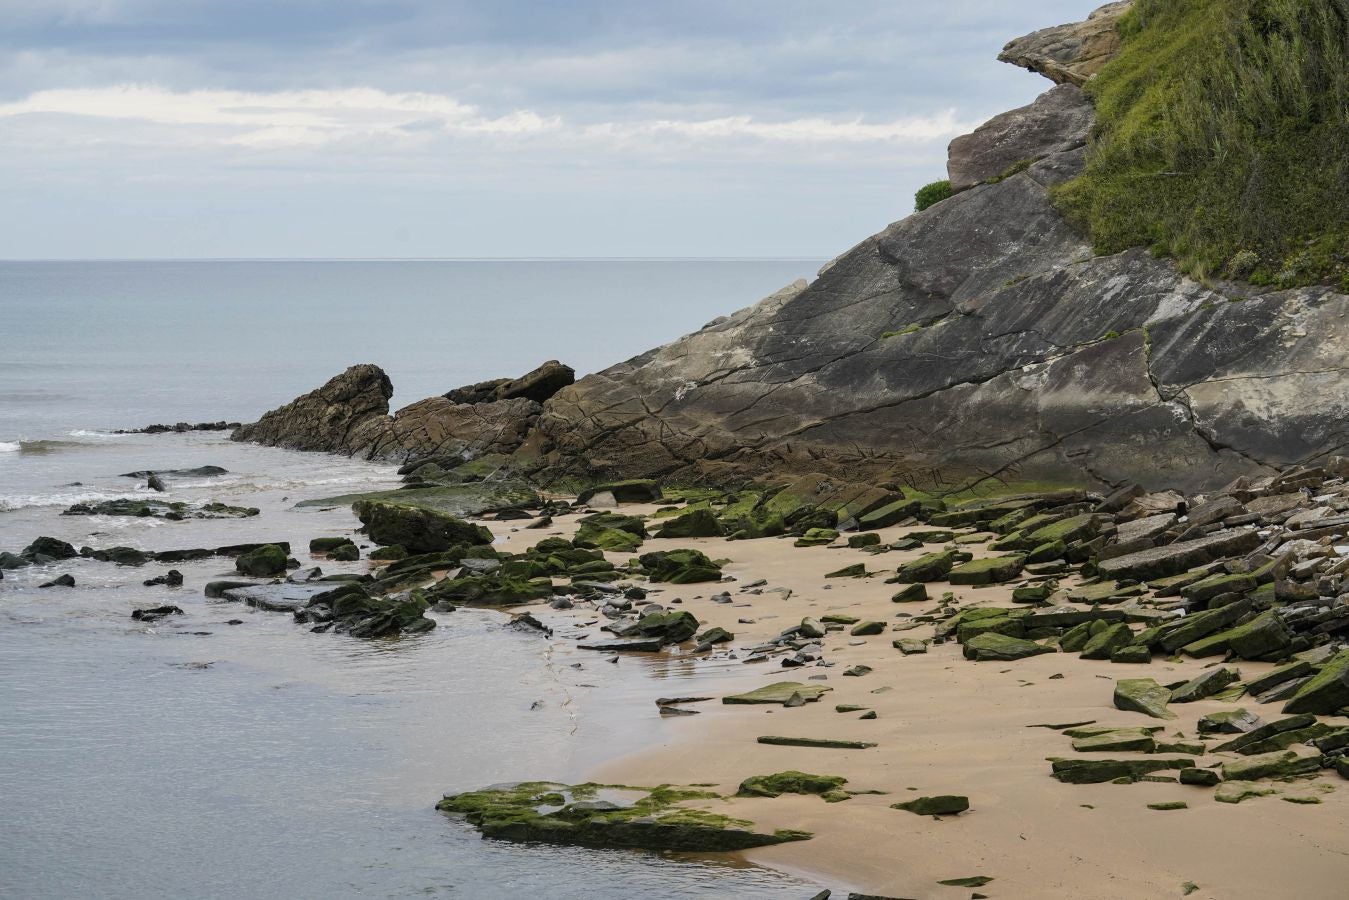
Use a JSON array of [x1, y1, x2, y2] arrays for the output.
[[0, 260, 828, 899]]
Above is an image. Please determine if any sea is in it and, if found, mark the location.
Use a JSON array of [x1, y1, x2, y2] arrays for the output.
[[0, 260, 829, 900]]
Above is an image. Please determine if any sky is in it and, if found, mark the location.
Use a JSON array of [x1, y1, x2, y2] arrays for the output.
[[0, 1, 1098, 259]]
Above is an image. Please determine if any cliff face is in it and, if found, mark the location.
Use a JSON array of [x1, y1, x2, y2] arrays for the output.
[[526, 3, 1348, 492], [235, 3, 1348, 493]]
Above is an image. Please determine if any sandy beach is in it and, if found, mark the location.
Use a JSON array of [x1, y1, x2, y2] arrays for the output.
[[489, 503, 1349, 899]]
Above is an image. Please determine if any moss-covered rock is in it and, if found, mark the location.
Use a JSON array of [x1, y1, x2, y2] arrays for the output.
[[1113, 678, 1176, 719], [962, 632, 1053, 661], [793, 528, 839, 547], [895, 549, 962, 582], [891, 583, 929, 603], [638, 549, 722, 584], [654, 508, 722, 539], [850, 620, 886, 636], [328, 542, 360, 561], [825, 563, 868, 578], [354, 500, 492, 554], [1170, 667, 1241, 703], [1080, 622, 1134, 660], [235, 543, 288, 577], [1283, 649, 1349, 715], [948, 554, 1026, 585], [737, 771, 848, 798], [1049, 757, 1193, 784], [438, 781, 809, 852]]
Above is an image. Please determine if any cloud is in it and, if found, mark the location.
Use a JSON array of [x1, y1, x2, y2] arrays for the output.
[[0, 84, 972, 155], [0, 85, 562, 148]]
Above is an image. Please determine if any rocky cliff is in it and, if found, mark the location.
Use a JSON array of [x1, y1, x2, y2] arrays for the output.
[[234, 3, 1348, 494], [524, 2, 1348, 493]]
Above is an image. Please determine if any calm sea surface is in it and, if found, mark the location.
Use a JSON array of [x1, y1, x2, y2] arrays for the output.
[[0, 260, 828, 899]]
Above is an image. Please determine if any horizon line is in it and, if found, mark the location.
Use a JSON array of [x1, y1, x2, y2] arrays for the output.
[[0, 255, 829, 263]]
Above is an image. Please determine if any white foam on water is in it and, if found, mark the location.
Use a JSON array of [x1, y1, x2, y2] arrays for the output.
[[0, 441, 18, 453], [0, 490, 134, 513]]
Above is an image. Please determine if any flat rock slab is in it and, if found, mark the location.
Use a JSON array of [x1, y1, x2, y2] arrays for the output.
[[220, 583, 332, 612], [724, 682, 833, 705], [577, 639, 664, 652], [757, 736, 877, 749], [1096, 529, 1261, 581]]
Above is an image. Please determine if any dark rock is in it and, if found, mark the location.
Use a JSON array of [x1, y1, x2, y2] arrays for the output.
[[121, 466, 228, 479], [235, 544, 288, 577], [146, 473, 167, 492], [22, 537, 79, 561], [232, 363, 393, 452], [354, 500, 492, 554], [577, 480, 662, 504], [132, 605, 183, 621], [1282, 650, 1349, 715], [39, 573, 75, 588], [82, 546, 150, 567], [891, 795, 969, 816], [655, 508, 722, 538]]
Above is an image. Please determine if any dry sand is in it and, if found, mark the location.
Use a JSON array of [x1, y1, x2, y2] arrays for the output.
[[488, 505, 1349, 899]]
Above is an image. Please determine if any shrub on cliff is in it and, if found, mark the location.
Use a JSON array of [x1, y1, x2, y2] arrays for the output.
[[1052, 0, 1349, 289], [914, 179, 953, 212]]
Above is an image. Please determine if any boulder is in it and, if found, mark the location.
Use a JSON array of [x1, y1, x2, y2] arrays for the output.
[[654, 508, 722, 538], [1113, 678, 1176, 719], [354, 500, 492, 554], [21, 537, 78, 561], [947, 83, 1093, 192], [235, 544, 288, 577], [1282, 650, 1349, 715]]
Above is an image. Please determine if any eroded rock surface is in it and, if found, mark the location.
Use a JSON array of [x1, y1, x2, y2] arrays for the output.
[[997, 0, 1132, 86]]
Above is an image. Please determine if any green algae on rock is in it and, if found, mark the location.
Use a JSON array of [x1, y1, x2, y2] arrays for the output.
[[1113, 678, 1176, 719], [736, 771, 848, 799], [437, 782, 810, 852]]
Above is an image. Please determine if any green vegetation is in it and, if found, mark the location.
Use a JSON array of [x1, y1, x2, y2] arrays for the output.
[[1052, 0, 1349, 289], [985, 157, 1036, 184], [881, 323, 922, 339], [914, 179, 953, 212]]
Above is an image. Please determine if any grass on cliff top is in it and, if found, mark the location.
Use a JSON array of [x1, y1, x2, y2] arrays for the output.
[[1051, 0, 1349, 290]]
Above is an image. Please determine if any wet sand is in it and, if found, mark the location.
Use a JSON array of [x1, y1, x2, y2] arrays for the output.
[[501, 505, 1349, 899]]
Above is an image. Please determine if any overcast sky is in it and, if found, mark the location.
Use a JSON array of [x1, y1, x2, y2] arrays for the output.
[[1, 1, 1096, 259]]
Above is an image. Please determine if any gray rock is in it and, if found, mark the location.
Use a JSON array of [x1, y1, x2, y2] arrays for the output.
[[947, 83, 1092, 192], [997, 1, 1132, 86]]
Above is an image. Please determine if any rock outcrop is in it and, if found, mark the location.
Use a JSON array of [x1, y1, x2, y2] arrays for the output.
[[232, 363, 392, 453], [522, 3, 1348, 493], [233, 361, 570, 464], [233, 3, 1348, 495], [997, 0, 1133, 86]]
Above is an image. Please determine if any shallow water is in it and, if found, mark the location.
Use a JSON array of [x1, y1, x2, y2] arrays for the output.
[[0, 261, 828, 899]]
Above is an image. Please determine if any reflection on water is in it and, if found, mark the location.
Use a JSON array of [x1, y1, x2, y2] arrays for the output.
[[0, 433, 822, 899]]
